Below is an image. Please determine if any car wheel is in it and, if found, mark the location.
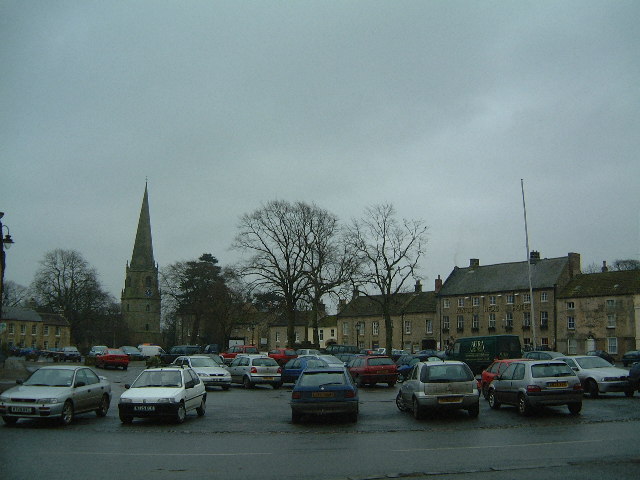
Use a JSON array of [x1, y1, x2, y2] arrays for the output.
[[587, 379, 600, 398], [624, 389, 634, 397], [119, 412, 133, 424], [468, 403, 480, 418], [222, 385, 230, 391], [272, 383, 282, 390], [175, 402, 186, 424], [568, 402, 582, 415], [243, 376, 253, 389], [412, 397, 423, 420], [517, 394, 532, 416], [2, 416, 18, 426], [59, 400, 74, 426], [482, 384, 489, 400], [387, 381, 396, 388], [95, 394, 110, 417], [196, 397, 206, 417], [396, 391, 409, 412], [488, 389, 501, 409]]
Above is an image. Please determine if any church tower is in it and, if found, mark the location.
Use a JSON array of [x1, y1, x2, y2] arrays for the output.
[[121, 183, 161, 346]]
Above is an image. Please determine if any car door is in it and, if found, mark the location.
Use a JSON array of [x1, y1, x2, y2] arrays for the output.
[[184, 369, 202, 411], [72, 369, 96, 412], [494, 363, 516, 404], [228, 357, 247, 381], [507, 363, 526, 403], [400, 363, 420, 404]]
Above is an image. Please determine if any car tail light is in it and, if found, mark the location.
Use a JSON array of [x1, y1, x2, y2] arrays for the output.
[[277, 367, 282, 374], [250, 367, 258, 374], [345, 390, 356, 398], [573, 383, 583, 391], [292, 392, 301, 399], [526, 385, 541, 393]]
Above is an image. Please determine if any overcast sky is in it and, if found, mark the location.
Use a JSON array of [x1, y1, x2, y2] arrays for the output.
[[2, 1, 638, 309]]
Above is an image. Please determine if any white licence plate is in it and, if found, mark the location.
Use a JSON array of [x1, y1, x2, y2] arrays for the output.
[[11, 407, 33, 414], [134, 405, 156, 412]]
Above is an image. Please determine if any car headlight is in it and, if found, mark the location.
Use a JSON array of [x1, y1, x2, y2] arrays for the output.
[[156, 398, 176, 404], [120, 398, 133, 404], [197, 373, 207, 377], [38, 398, 59, 404], [0, 395, 10, 402]]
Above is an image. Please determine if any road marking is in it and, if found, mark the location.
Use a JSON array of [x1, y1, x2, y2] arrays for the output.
[[392, 439, 602, 453], [44, 452, 271, 457]]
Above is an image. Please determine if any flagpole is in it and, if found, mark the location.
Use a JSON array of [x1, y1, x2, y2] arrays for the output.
[[521, 179, 537, 350]]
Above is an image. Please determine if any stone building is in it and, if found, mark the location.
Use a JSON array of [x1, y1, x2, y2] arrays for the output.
[[336, 280, 438, 352], [121, 184, 162, 346], [556, 266, 640, 358], [437, 252, 581, 351], [0, 306, 71, 350]]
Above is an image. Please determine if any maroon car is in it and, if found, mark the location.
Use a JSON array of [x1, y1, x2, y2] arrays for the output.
[[96, 348, 130, 370], [348, 355, 398, 387]]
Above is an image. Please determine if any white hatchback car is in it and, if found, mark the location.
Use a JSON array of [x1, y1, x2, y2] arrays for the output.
[[118, 367, 206, 424]]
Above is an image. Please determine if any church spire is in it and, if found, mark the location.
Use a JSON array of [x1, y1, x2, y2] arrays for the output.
[[129, 183, 155, 270]]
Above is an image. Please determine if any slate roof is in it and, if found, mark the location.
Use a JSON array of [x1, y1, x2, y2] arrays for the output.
[[438, 257, 570, 295], [337, 291, 437, 317], [558, 270, 640, 298], [1, 307, 69, 326]]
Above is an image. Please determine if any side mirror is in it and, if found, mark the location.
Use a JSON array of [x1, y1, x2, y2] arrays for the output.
[[124, 384, 131, 389], [75, 381, 86, 388], [572, 367, 578, 371], [495, 375, 502, 381], [185, 381, 195, 389], [16, 379, 23, 385]]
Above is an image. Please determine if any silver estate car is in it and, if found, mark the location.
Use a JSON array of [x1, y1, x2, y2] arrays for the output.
[[488, 360, 583, 415], [396, 360, 479, 419], [0, 365, 111, 425]]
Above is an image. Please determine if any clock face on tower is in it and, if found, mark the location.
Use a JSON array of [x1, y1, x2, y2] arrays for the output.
[[145, 288, 152, 297]]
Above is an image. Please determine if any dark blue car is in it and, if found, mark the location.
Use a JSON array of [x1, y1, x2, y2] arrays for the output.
[[282, 356, 328, 384]]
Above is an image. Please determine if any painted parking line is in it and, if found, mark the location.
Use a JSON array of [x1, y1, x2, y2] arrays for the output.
[[392, 438, 602, 453]]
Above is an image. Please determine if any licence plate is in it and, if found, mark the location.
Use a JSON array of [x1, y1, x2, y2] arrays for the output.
[[263, 377, 274, 381], [438, 396, 462, 404], [11, 407, 34, 414], [377, 370, 387, 374], [312, 392, 335, 398], [547, 382, 568, 388], [134, 405, 156, 412]]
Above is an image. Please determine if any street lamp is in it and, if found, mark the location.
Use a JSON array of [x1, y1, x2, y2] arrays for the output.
[[1, 212, 15, 320]]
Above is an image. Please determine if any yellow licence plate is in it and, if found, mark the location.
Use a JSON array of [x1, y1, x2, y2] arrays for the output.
[[263, 377, 274, 381], [438, 396, 462, 404], [548, 382, 568, 388], [312, 392, 335, 398]]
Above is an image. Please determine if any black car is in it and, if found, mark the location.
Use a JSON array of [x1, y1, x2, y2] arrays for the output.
[[160, 345, 202, 365], [630, 362, 640, 391], [587, 350, 616, 365], [622, 350, 640, 367], [60, 346, 82, 362]]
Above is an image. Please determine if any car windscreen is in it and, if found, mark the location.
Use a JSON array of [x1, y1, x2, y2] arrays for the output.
[[190, 357, 218, 367], [252, 358, 279, 367], [531, 363, 575, 378], [368, 357, 394, 366], [132, 370, 183, 388], [576, 356, 612, 369], [284, 350, 297, 356], [420, 364, 474, 383], [298, 371, 346, 387], [24, 368, 75, 387]]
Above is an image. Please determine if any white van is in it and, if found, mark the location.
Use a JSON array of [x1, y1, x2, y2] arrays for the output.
[[138, 345, 165, 359]]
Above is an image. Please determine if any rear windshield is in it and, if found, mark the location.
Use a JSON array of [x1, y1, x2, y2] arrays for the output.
[[298, 371, 346, 387], [244, 347, 259, 353], [420, 364, 474, 383], [106, 349, 124, 355], [253, 358, 279, 367], [368, 357, 394, 366], [531, 363, 575, 378], [284, 350, 296, 356]]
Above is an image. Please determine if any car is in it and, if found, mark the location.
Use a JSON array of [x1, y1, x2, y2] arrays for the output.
[[172, 355, 231, 390], [396, 354, 442, 382], [281, 356, 329, 384], [317, 354, 350, 368], [523, 351, 564, 360], [558, 355, 633, 397], [396, 360, 479, 419], [138, 345, 165, 359], [268, 348, 298, 366], [629, 362, 640, 391], [119, 346, 145, 361], [0, 365, 111, 425], [95, 348, 130, 370], [220, 345, 260, 364], [487, 360, 583, 416], [348, 355, 398, 387], [296, 348, 321, 356], [323, 344, 359, 355], [161, 345, 202, 365], [87, 345, 108, 358], [587, 350, 616, 365], [227, 355, 282, 389], [290, 367, 359, 423], [60, 346, 82, 362], [203, 344, 220, 354], [118, 366, 206, 424], [479, 358, 531, 399], [622, 350, 640, 367], [447, 335, 522, 374]]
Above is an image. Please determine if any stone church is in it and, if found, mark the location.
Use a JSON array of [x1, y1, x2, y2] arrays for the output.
[[121, 184, 162, 346]]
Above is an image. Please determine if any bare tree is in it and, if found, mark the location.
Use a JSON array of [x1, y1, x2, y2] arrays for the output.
[[233, 200, 316, 346], [612, 259, 640, 271], [2, 280, 29, 307], [346, 204, 428, 352], [31, 249, 114, 346]]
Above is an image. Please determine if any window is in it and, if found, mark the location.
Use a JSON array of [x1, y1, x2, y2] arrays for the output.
[[8, 323, 14, 334], [145, 323, 149, 331], [275, 332, 280, 342], [457, 298, 464, 307], [606, 299, 616, 308], [295, 331, 300, 343], [523, 294, 531, 304], [330, 329, 335, 338], [523, 311, 531, 327], [607, 314, 616, 328], [567, 338, 577, 355], [566, 301, 575, 310], [357, 322, 365, 336], [540, 311, 549, 328], [472, 314, 479, 329], [607, 337, 618, 354], [404, 320, 411, 335], [541, 337, 549, 348], [443, 299, 450, 309], [523, 337, 531, 349], [488, 314, 496, 329], [489, 296, 496, 306], [342, 322, 349, 335], [541, 292, 548, 302], [457, 315, 464, 330], [31, 324, 37, 335], [473, 297, 480, 306], [442, 316, 450, 330], [506, 294, 515, 304], [372, 321, 379, 335], [43, 325, 49, 336], [20, 324, 26, 335], [567, 316, 575, 330], [43, 341, 49, 350], [505, 312, 513, 328], [54, 340, 60, 348], [319, 330, 324, 341], [425, 319, 432, 334]]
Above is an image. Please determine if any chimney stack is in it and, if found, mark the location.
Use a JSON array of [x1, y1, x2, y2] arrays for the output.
[[601, 261, 609, 272], [529, 250, 540, 264], [435, 275, 443, 293], [414, 280, 422, 293], [469, 258, 480, 268]]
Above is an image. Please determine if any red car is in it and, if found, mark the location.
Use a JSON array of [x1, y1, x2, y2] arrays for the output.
[[348, 355, 398, 387], [268, 348, 298, 366], [96, 348, 130, 370], [479, 358, 530, 399], [220, 345, 260, 364]]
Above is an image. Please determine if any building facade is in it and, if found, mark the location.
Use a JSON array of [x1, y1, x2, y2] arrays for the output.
[[121, 184, 162, 346], [1, 306, 71, 350]]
